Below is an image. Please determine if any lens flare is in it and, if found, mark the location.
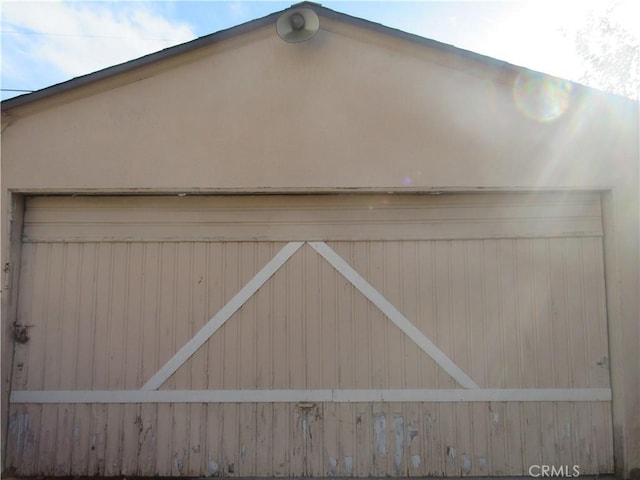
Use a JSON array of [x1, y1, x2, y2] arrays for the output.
[[403, 176, 412, 186], [513, 73, 573, 122]]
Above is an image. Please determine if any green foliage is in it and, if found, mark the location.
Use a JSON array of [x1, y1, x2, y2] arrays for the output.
[[573, 3, 639, 99]]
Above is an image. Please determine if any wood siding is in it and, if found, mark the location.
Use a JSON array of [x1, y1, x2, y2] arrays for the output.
[[7, 193, 612, 476]]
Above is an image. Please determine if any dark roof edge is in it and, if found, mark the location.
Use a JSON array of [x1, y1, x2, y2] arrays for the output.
[[1, 5, 286, 110], [2, 2, 636, 110], [317, 3, 637, 103], [319, 4, 519, 72]]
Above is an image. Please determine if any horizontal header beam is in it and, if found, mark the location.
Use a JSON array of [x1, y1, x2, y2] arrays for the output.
[[10, 388, 612, 404]]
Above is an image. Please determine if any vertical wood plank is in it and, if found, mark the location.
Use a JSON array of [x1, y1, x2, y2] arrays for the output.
[[122, 244, 143, 475], [306, 403, 324, 476], [205, 404, 223, 477], [371, 403, 388, 476], [304, 245, 321, 389], [305, 243, 325, 480], [335, 243, 355, 389], [321, 243, 338, 389], [5, 405, 24, 473], [400, 242, 420, 390], [238, 243, 257, 390], [238, 403, 257, 476], [203, 244, 223, 477], [54, 244, 76, 475], [255, 243, 275, 389], [9, 244, 40, 474], [36, 404, 57, 475], [11, 243, 35, 392], [86, 244, 111, 476], [103, 244, 129, 476], [271, 244, 289, 476], [170, 243, 192, 476], [417, 242, 438, 389], [272, 404, 289, 476], [287, 248, 305, 475], [322, 403, 338, 476], [43, 243, 64, 392], [154, 242, 176, 476], [505, 404, 524, 474], [354, 403, 370, 476], [188, 242, 208, 476], [255, 246, 275, 474], [385, 243, 404, 390], [70, 243, 97, 476], [404, 403, 421, 476], [255, 403, 273, 475], [368, 243, 388, 389], [137, 242, 159, 476], [222, 404, 239, 476]]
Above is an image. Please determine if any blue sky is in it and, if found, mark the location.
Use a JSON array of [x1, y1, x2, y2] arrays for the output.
[[1, 1, 637, 101]]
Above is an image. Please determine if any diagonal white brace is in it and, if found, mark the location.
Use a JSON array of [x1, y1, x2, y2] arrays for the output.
[[308, 241, 479, 389], [142, 241, 305, 390]]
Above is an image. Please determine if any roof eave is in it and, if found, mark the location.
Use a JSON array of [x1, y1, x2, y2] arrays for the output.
[[3, 2, 632, 110], [0, 6, 285, 111]]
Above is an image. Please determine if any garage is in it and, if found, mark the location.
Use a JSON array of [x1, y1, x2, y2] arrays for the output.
[[7, 192, 612, 476], [2, 2, 638, 477]]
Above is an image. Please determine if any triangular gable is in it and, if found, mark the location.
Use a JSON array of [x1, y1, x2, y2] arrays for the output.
[[1, 1, 542, 113]]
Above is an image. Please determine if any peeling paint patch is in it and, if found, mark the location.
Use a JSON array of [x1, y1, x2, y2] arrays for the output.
[[461, 453, 471, 474], [478, 456, 487, 471], [241, 444, 246, 462], [302, 413, 309, 438], [424, 412, 434, 437], [447, 446, 456, 463], [9, 412, 29, 447], [394, 415, 404, 474], [411, 454, 421, 469], [173, 451, 184, 474], [344, 456, 353, 474], [328, 456, 338, 474], [374, 413, 387, 456], [207, 460, 219, 477], [408, 420, 419, 442], [489, 405, 500, 424]]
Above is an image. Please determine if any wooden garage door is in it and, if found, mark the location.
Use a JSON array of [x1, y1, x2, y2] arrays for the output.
[[7, 193, 612, 477]]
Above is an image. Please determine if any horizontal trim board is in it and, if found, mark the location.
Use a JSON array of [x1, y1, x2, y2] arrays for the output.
[[22, 232, 604, 243], [8, 186, 614, 194], [23, 193, 603, 242], [10, 388, 612, 403]]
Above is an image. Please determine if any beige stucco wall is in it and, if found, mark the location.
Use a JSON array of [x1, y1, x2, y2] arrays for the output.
[[1, 12, 638, 475]]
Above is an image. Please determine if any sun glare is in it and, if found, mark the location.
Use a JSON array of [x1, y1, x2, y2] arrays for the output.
[[513, 73, 573, 122]]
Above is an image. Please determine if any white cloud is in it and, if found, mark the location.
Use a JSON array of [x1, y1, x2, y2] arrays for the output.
[[1, 0, 196, 91], [227, 1, 249, 20]]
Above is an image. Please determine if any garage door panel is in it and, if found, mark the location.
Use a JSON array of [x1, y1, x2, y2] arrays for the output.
[[8, 194, 613, 477], [15, 237, 609, 393], [165, 241, 474, 391]]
